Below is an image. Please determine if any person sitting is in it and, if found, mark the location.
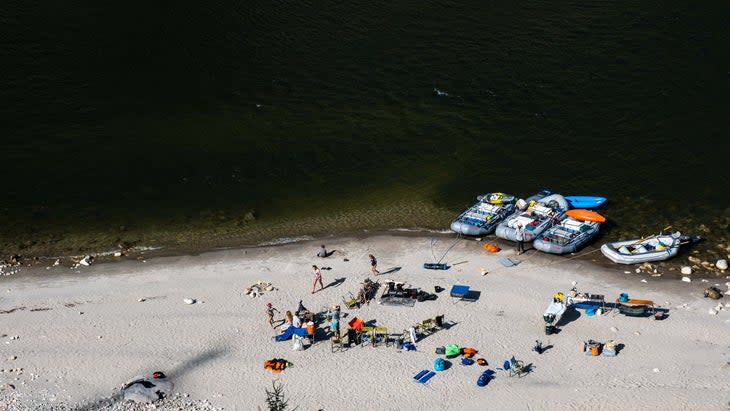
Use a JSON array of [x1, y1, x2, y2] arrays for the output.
[[296, 300, 314, 322], [317, 245, 328, 258], [281, 311, 293, 331]]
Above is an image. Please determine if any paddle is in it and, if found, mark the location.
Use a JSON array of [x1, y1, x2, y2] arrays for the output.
[[630, 225, 672, 246]]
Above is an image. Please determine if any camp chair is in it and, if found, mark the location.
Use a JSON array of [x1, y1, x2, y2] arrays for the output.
[[374, 326, 390, 347], [508, 356, 525, 378], [360, 326, 375, 347], [330, 336, 343, 353], [342, 293, 360, 309], [416, 318, 435, 335]]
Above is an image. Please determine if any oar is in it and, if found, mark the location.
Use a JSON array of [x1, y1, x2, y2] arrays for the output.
[[630, 225, 672, 246]]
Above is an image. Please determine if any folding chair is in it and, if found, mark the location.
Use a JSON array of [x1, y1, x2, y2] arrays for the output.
[[373, 326, 389, 347], [508, 356, 525, 378], [330, 336, 343, 352], [342, 293, 360, 309]]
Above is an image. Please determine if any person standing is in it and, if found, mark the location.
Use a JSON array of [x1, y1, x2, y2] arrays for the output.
[[265, 303, 279, 328], [369, 254, 380, 275], [515, 224, 525, 255], [311, 265, 324, 294]]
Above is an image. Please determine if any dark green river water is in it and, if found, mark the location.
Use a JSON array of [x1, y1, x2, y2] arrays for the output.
[[1, 0, 728, 262]]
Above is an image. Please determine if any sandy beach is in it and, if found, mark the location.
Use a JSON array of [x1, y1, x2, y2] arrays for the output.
[[1, 234, 729, 410]]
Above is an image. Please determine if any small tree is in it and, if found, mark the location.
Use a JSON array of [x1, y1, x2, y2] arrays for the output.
[[260, 380, 297, 411]]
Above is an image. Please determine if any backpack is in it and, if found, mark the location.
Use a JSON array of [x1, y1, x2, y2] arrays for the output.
[[434, 358, 445, 371]]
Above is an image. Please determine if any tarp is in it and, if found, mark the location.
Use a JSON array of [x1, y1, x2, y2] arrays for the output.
[[274, 326, 310, 342]]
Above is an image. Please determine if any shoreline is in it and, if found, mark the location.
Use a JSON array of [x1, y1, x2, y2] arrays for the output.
[[3, 227, 728, 286], [1, 233, 728, 410]]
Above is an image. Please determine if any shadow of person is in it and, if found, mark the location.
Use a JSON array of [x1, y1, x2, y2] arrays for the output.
[[379, 266, 402, 275], [323, 277, 346, 290]]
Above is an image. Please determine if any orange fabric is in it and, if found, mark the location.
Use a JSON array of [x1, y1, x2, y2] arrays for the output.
[[462, 347, 478, 356], [482, 243, 500, 253]]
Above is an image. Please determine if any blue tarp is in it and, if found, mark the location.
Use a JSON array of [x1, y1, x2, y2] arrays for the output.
[[274, 326, 310, 342]]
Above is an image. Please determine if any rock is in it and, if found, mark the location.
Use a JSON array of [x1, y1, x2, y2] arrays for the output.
[[79, 256, 93, 266], [610, 326, 618, 332], [1, 383, 15, 390], [8, 356, 16, 360], [652, 368, 660, 373], [688, 256, 701, 264], [635, 268, 641, 273], [624, 271, 631, 274], [113, 252, 123, 257], [183, 298, 196, 305], [681, 276, 691, 282], [52, 259, 60, 266], [243, 209, 257, 222], [717, 259, 728, 270], [709, 308, 718, 315], [138, 298, 146, 302], [641, 279, 647, 283], [681, 266, 692, 275]]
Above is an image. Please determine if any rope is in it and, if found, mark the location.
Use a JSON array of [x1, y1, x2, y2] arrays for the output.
[[433, 233, 461, 265], [483, 243, 604, 276]]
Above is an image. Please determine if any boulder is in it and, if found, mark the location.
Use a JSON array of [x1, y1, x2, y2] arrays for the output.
[[122, 372, 173, 403], [716, 259, 728, 270], [681, 266, 692, 275]]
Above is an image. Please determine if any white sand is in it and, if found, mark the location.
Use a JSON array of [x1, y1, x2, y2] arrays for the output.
[[1, 235, 729, 410]]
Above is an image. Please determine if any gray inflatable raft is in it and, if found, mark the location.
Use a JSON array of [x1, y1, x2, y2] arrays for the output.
[[495, 194, 568, 242], [600, 232, 692, 264], [450, 193, 516, 236], [532, 216, 601, 254]]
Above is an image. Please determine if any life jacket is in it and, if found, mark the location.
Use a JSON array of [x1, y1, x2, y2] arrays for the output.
[[462, 347, 478, 357], [264, 358, 289, 373], [482, 243, 500, 253]]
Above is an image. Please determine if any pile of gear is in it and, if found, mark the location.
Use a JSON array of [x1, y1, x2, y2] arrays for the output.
[[244, 281, 276, 298]]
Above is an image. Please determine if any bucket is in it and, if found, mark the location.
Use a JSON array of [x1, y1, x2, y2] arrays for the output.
[[619, 293, 629, 303], [306, 322, 315, 335], [590, 345, 600, 356]]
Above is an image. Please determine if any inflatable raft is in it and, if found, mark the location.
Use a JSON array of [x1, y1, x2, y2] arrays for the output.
[[495, 193, 568, 242], [532, 209, 605, 254], [450, 192, 516, 236], [600, 232, 699, 264]]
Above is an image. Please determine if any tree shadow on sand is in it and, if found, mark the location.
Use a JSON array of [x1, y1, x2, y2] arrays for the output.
[[72, 347, 227, 411]]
